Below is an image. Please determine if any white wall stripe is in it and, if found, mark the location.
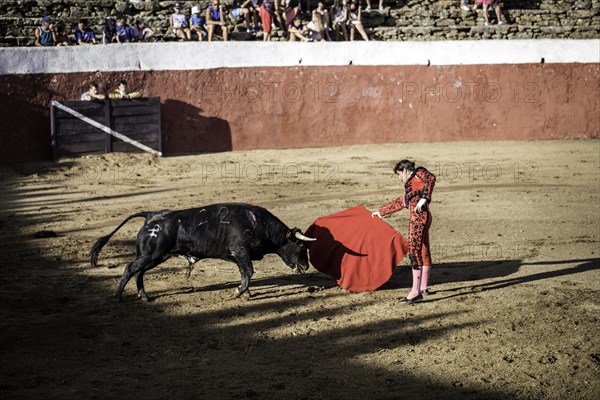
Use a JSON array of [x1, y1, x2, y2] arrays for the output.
[[1, 40, 599, 75], [52, 101, 162, 156]]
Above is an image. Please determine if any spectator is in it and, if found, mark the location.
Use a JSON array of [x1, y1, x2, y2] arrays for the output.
[[206, 0, 229, 41], [364, 0, 383, 12], [311, 1, 332, 41], [288, 16, 311, 41], [115, 16, 134, 43], [102, 18, 117, 44], [476, 0, 505, 25], [274, 0, 289, 35], [332, 0, 349, 41], [81, 82, 106, 101], [348, 0, 369, 41], [170, 2, 192, 40], [285, 1, 301, 31], [189, 6, 207, 40], [74, 19, 97, 45], [244, 0, 262, 32], [132, 19, 155, 42], [230, 0, 252, 32], [260, 0, 277, 41], [34, 16, 56, 47], [108, 80, 142, 99], [54, 23, 71, 46], [460, 0, 469, 11]]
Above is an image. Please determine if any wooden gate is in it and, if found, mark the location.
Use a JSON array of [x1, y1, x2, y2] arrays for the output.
[[51, 97, 162, 159]]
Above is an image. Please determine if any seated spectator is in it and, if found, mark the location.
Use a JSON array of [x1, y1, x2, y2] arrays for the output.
[[244, 0, 262, 32], [364, 0, 383, 12], [102, 18, 117, 44], [476, 0, 505, 25], [74, 19, 97, 45], [170, 2, 192, 40], [189, 6, 207, 40], [311, 2, 332, 41], [331, 0, 349, 41], [81, 82, 106, 101], [230, 0, 251, 32], [54, 23, 71, 46], [285, 1, 301, 30], [206, 0, 229, 41], [274, 0, 289, 35], [132, 19, 155, 42], [115, 16, 134, 43], [108, 80, 142, 100], [260, 0, 277, 41], [348, 0, 369, 41], [288, 16, 311, 41], [34, 16, 56, 47]]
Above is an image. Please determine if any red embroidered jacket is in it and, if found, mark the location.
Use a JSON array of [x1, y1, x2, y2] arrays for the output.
[[379, 167, 436, 216]]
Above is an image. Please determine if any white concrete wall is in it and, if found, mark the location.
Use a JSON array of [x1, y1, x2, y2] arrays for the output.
[[1, 40, 599, 75]]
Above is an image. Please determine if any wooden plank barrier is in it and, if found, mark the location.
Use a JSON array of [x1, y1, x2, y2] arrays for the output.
[[51, 97, 162, 159]]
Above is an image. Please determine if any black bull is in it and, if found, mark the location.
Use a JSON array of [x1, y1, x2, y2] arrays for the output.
[[89, 203, 316, 301]]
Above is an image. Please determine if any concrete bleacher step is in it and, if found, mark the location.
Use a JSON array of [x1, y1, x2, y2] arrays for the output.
[[369, 23, 597, 40]]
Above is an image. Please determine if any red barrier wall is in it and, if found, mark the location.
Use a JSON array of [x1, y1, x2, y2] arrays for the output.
[[1, 63, 598, 162]]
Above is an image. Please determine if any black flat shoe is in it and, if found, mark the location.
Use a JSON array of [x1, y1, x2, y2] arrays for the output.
[[400, 294, 423, 304], [420, 289, 433, 296]]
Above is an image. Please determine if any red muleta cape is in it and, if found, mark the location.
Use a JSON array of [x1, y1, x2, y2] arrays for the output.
[[305, 205, 409, 292]]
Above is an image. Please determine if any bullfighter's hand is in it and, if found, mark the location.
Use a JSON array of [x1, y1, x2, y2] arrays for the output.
[[414, 198, 427, 213]]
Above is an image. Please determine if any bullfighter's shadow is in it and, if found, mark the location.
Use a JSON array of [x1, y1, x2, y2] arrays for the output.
[[381, 257, 599, 302], [161, 99, 232, 154]]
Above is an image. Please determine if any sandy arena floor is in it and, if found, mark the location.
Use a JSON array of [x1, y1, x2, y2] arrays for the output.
[[0, 139, 599, 399]]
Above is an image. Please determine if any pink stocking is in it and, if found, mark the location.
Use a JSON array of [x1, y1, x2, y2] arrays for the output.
[[408, 268, 422, 299], [420, 265, 431, 291]]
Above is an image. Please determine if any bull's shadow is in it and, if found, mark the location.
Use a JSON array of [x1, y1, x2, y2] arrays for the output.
[[150, 270, 338, 301], [161, 99, 232, 154]]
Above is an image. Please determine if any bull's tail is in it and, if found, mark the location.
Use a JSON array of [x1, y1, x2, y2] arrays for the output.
[[89, 212, 152, 268]]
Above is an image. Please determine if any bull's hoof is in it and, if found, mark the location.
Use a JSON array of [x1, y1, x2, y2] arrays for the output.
[[137, 291, 150, 302], [234, 287, 252, 300]]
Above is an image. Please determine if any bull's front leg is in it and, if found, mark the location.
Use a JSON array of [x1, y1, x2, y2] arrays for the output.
[[231, 248, 254, 299]]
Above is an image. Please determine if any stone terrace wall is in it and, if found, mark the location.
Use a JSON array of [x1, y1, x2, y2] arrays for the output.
[[0, 0, 599, 46]]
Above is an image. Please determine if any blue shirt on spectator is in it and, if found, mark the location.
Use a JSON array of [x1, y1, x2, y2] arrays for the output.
[[209, 6, 222, 22], [116, 23, 133, 42], [37, 26, 54, 46], [189, 15, 206, 28], [74, 28, 96, 44]]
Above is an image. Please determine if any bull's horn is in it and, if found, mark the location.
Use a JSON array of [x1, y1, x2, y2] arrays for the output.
[[295, 231, 316, 241]]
